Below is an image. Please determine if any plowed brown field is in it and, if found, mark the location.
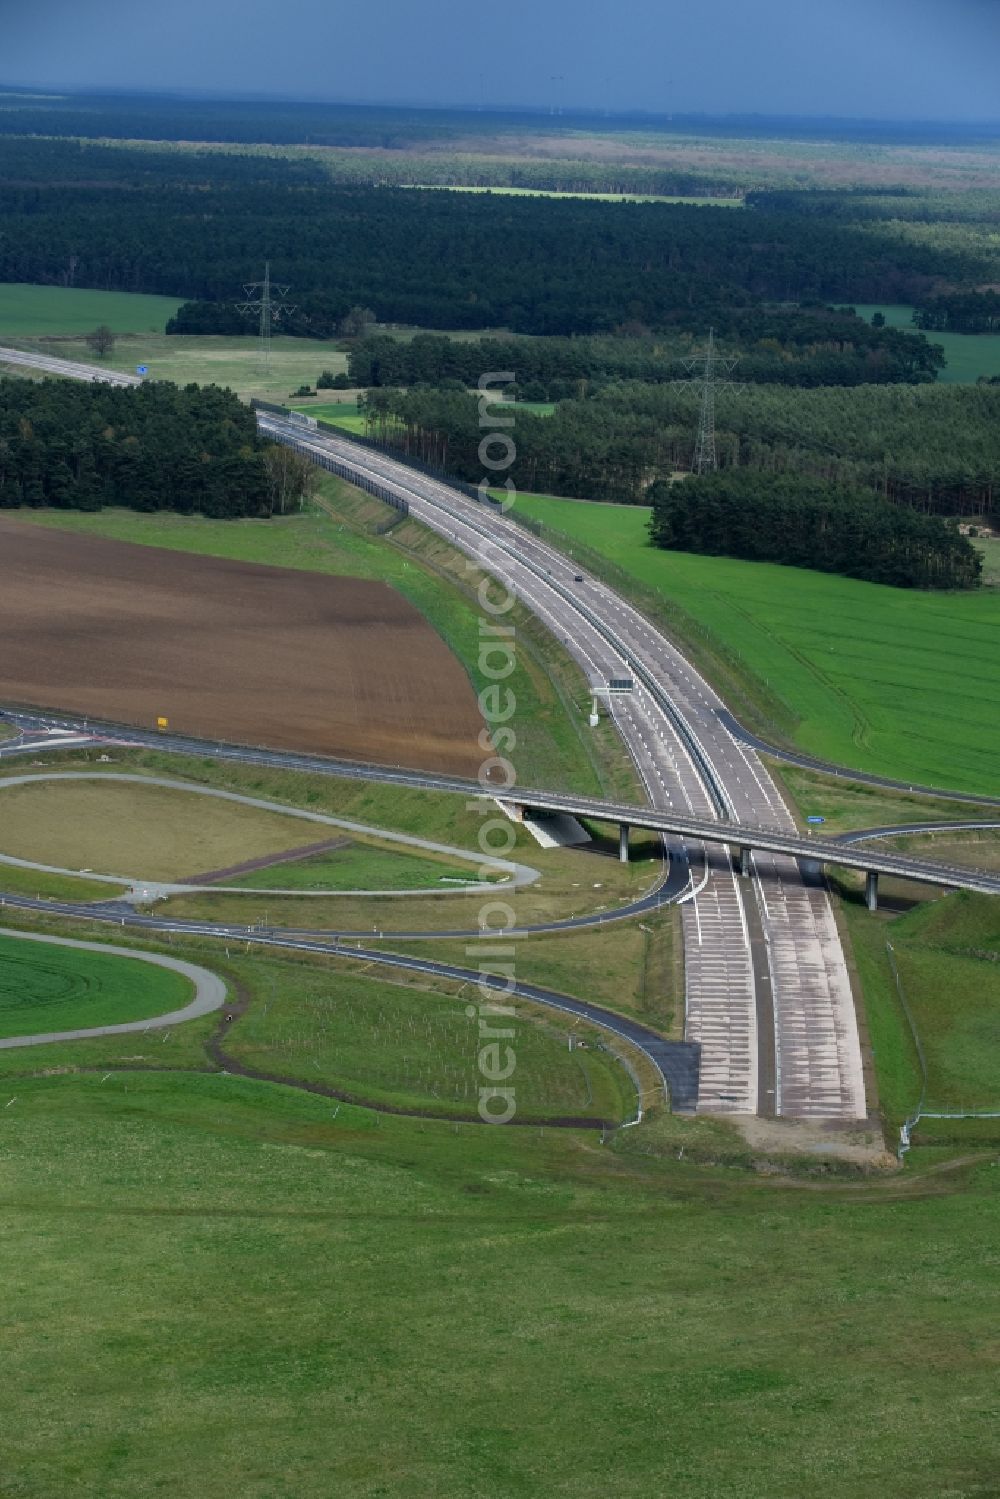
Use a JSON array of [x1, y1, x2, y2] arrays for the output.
[[0, 517, 484, 775]]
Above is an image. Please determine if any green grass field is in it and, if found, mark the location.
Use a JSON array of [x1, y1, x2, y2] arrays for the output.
[[976, 535, 1000, 584], [512, 492, 1000, 795], [2, 1064, 999, 1498], [770, 763, 1000, 835], [230, 843, 483, 892], [0, 777, 482, 892], [0, 282, 183, 337], [390, 900, 683, 1034], [854, 302, 1000, 384], [302, 400, 367, 431], [0, 778, 344, 882], [3, 323, 348, 405], [228, 957, 631, 1121], [296, 399, 556, 430], [0, 931, 192, 1036], [846, 893, 1000, 1138]]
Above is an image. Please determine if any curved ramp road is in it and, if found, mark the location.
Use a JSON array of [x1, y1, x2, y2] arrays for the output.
[[262, 416, 869, 1122], [3, 712, 996, 895], [0, 770, 538, 897], [718, 710, 1000, 809], [0, 926, 227, 1049], [0, 900, 700, 1113]]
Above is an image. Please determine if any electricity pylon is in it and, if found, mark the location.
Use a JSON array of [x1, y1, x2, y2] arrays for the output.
[[236, 262, 294, 373], [674, 329, 739, 475]]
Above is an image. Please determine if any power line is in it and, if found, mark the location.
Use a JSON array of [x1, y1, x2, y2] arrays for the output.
[[673, 329, 740, 474], [236, 262, 294, 373]]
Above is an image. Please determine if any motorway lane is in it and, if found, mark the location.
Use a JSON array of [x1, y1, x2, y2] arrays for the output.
[[263, 419, 866, 1120], [267, 420, 764, 1114], [0, 346, 141, 386]]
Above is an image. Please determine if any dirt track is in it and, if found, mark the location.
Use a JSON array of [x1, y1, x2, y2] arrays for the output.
[[0, 518, 484, 775]]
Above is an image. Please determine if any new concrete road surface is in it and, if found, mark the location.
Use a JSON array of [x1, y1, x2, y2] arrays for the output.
[[263, 417, 871, 1121], [0, 926, 227, 1048]]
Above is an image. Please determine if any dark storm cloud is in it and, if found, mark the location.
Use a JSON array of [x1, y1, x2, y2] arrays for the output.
[[3, 0, 999, 119]]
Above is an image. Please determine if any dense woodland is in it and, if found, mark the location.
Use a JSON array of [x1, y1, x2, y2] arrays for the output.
[[0, 379, 293, 517], [0, 140, 979, 338], [2, 116, 1000, 562], [648, 474, 981, 589], [360, 381, 1000, 516], [347, 317, 943, 393], [913, 291, 1000, 333]]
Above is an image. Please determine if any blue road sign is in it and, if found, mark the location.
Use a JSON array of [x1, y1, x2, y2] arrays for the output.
[[136, 365, 148, 376], [807, 815, 826, 824]]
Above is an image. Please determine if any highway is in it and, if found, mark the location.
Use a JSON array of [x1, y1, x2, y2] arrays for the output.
[[261, 415, 872, 1121], [0, 346, 141, 386], [0, 341, 988, 1124], [0, 716, 692, 937]]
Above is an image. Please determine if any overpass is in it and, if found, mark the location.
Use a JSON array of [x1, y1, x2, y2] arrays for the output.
[[499, 785, 1000, 907], [4, 704, 993, 907]]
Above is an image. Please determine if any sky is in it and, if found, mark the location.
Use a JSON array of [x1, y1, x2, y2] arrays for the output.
[[4, 0, 1000, 120]]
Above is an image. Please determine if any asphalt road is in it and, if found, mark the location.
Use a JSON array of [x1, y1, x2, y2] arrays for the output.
[[718, 710, 1000, 809], [0, 893, 701, 1114]]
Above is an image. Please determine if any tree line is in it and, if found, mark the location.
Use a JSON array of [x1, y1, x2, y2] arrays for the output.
[[358, 380, 1000, 517], [0, 379, 311, 518], [648, 474, 981, 590], [913, 291, 1000, 333], [347, 315, 943, 394]]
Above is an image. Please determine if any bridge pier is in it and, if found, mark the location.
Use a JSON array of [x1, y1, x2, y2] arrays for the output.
[[738, 845, 752, 878], [865, 870, 879, 911], [618, 823, 630, 864]]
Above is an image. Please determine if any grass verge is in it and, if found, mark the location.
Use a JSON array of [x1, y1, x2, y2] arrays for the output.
[[513, 490, 1000, 796]]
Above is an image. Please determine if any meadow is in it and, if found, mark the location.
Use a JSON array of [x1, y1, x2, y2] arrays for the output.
[[296, 398, 556, 429], [0, 930, 191, 1036], [0, 282, 183, 336], [0, 279, 348, 403], [229, 844, 479, 892], [0, 778, 339, 883], [854, 302, 1000, 383], [512, 492, 1000, 796], [227, 956, 631, 1122], [0, 777, 479, 891], [2, 1060, 999, 1498], [846, 893, 1000, 1140]]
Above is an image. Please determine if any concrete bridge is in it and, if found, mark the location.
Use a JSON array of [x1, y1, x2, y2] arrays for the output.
[[502, 787, 1000, 908]]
